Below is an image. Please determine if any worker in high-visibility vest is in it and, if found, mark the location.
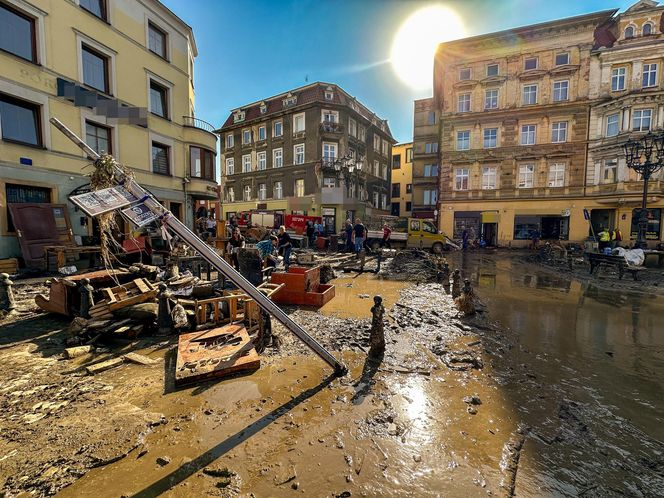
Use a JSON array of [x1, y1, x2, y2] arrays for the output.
[[598, 227, 611, 251]]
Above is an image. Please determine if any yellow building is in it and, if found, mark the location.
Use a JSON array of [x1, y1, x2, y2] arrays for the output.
[[0, 0, 217, 260], [390, 142, 413, 217]]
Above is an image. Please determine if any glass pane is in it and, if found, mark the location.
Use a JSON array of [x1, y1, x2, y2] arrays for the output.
[[149, 25, 165, 57], [190, 147, 201, 177], [80, 0, 104, 18], [150, 83, 166, 117], [152, 145, 169, 174], [82, 47, 107, 92], [0, 4, 34, 61], [0, 96, 39, 145]]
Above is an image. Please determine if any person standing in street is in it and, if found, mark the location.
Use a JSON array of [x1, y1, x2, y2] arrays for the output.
[[206, 214, 216, 238], [381, 223, 392, 248], [611, 227, 622, 249], [228, 228, 245, 270], [306, 220, 315, 248], [256, 235, 279, 268], [598, 227, 611, 251], [462, 227, 469, 251], [353, 218, 366, 253], [278, 226, 292, 271], [344, 219, 354, 253]]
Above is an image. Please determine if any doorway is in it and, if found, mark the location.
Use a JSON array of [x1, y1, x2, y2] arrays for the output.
[[590, 209, 615, 236], [322, 207, 336, 235], [482, 223, 497, 246]]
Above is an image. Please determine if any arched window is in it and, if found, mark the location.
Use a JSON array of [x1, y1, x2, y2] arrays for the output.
[[625, 26, 635, 38], [643, 23, 653, 36]]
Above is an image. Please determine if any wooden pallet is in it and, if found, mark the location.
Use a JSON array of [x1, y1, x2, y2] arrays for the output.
[[89, 278, 157, 318]]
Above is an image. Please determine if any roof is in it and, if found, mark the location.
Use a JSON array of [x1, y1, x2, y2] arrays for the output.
[[150, 0, 197, 56], [216, 82, 394, 140]]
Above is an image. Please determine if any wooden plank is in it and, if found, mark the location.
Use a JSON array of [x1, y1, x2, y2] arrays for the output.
[[123, 352, 158, 365], [85, 357, 124, 375]]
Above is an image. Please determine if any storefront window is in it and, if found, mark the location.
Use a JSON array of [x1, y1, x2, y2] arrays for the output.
[[630, 208, 661, 240]]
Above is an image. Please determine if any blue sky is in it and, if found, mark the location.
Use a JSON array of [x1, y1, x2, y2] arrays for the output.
[[162, 0, 635, 143]]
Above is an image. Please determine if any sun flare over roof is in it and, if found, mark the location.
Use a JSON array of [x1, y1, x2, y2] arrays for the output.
[[390, 5, 466, 90]]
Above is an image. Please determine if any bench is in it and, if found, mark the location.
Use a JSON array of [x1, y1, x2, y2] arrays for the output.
[[586, 252, 644, 281]]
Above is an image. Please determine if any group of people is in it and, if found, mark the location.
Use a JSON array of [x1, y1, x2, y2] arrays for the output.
[[343, 218, 366, 253], [196, 212, 217, 239], [227, 225, 292, 272], [598, 226, 623, 251], [305, 220, 325, 247]]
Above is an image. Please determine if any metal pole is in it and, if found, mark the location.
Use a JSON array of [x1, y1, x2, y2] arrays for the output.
[[50, 117, 347, 375], [638, 171, 650, 249]]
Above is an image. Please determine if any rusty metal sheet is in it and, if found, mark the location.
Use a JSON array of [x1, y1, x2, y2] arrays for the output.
[[175, 325, 260, 386]]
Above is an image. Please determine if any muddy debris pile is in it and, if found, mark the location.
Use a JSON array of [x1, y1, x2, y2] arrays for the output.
[[381, 249, 446, 281]]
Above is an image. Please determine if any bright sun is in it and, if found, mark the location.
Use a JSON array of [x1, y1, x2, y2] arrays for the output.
[[391, 6, 466, 90]]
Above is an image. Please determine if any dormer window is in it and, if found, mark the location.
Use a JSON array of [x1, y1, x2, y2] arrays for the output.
[[259, 102, 267, 114], [233, 110, 245, 123], [487, 64, 499, 77], [283, 93, 297, 107], [555, 53, 569, 66], [459, 68, 471, 81], [324, 86, 334, 100], [625, 26, 635, 39], [524, 57, 538, 70], [643, 23, 653, 36]]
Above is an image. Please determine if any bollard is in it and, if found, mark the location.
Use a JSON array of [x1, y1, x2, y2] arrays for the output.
[[0, 273, 16, 312], [462, 278, 472, 296], [359, 249, 366, 271], [375, 253, 382, 274], [157, 283, 174, 335], [369, 295, 385, 359], [451, 269, 462, 299], [78, 278, 94, 319]]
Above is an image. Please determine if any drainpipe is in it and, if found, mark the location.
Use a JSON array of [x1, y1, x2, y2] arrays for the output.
[[182, 176, 190, 226]]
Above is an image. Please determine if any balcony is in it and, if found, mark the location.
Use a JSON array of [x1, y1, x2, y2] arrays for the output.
[[183, 116, 216, 134], [320, 122, 344, 135]]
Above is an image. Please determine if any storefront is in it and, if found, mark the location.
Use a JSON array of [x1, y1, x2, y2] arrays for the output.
[[513, 214, 569, 241], [630, 208, 662, 240], [453, 211, 481, 239]]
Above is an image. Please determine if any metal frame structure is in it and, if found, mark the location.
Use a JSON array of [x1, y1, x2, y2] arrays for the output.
[[50, 117, 347, 375]]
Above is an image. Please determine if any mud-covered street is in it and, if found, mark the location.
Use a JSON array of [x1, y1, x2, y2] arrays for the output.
[[0, 252, 663, 497]]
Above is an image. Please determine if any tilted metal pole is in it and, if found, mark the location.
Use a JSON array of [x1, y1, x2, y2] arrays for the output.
[[50, 117, 347, 375]]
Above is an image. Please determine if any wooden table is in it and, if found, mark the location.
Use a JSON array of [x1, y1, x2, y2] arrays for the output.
[[43, 245, 102, 271]]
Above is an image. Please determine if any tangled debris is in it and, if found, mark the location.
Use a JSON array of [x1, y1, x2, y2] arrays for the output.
[[381, 250, 446, 281]]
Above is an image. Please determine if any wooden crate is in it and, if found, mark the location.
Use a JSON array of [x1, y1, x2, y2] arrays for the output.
[[0, 258, 18, 274]]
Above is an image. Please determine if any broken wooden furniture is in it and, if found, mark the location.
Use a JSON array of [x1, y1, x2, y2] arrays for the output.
[[270, 266, 335, 307], [35, 269, 132, 316], [0, 258, 19, 275], [175, 324, 260, 385], [44, 245, 102, 272], [585, 252, 644, 281], [88, 278, 157, 319]]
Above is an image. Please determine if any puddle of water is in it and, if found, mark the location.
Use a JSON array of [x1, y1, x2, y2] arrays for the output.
[[319, 274, 407, 318]]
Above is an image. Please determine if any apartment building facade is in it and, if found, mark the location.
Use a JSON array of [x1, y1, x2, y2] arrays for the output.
[[0, 0, 217, 259], [217, 83, 395, 233], [390, 142, 413, 217], [411, 98, 439, 219], [587, 0, 664, 242], [433, 9, 617, 246]]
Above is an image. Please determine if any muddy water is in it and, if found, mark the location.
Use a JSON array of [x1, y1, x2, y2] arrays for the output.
[[448, 252, 664, 496], [319, 275, 407, 318]]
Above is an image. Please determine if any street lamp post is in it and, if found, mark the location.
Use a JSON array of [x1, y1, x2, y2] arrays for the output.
[[623, 131, 664, 249]]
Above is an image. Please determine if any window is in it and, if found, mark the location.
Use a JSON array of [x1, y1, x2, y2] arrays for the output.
[[427, 111, 436, 124], [424, 164, 439, 177], [548, 163, 565, 187], [524, 57, 538, 70], [643, 63, 658, 88], [391, 183, 401, 197], [392, 154, 401, 169], [0, 94, 41, 146], [151, 142, 169, 175], [457, 131, 470, 150], [372, 191, 379, 208], [482, 167, 497, 189], [625, 26, 634, 39], [633, 109, 652, 131], [518, 164, 534, 188], [406, 148, 413, 163], [80, 0, 106, 21], [82, 45, 109, 93], [148, 22, 167, 59], [643, 23, 653, 36], [294, 143, 305, 164], [606, 113, 620, 137], [423, 189, 437, 205], [149, 80, 168, 118], [323, 142, 337, 162], [523, 85, 537, 105], [483, 128, 497, 148], [258, 125, 266, 141], [259, 103, 267, 114], [325, 90, 334, 100], [555, 53, 569, 66], [293, 113, 305, 133], [521, 124, 536, 145], [458, 93, 471, 112], [295, 179, 305, 197], [225, 157, 234, 175], [381, 193, 387, 210], [349, 118, 357, 137], [382, 139, 388, 156], [425, 142, 438, 154], [322, 110, 338, 123], [485, 89, 498, 109], [243, 185, 251, 201], [553, 80, 569, 102], [374, 134, 380, 151], [190, 147, 215, 181], [257, 151, 266, 170], [0, 3, 37, 62], [406, 201, 412, 211], [602, 159, 617, 183], [551, 121, 567, 143], [258, 183, 266, 200], [273, 148, 283, 168], [226, 133, 234, 148], [455, 168, 469, 190], [487, 64, 499, 77], [612, 67, 626, 91], [242, 154, 251, 173], [273, 121, 283, 137], [373, 160, 380, 176], [406, 184, 412, 194], [226, 187, 234, 202], [274, 181, 283, 199], [242, 129, 251, 144], [283, 95, 297, 107], [85, 121, 111, 155], [324, 177, 336, 188], [459, 68, 471, 81], [233, 111, 245, 123], [358, 125, 366, 141]]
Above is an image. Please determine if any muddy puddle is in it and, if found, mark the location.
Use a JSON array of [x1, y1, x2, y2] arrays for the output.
[[319, 275, 407, 318]]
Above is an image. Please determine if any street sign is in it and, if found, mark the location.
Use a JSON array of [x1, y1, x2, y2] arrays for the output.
[[583, 208, 590, 221], [121, 202, 159, 227], [70, 185, 137, 217]]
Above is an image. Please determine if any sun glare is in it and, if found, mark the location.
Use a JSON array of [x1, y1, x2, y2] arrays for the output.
[[391, 6, 466, 91]]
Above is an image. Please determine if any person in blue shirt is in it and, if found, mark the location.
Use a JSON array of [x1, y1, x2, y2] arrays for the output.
[[256, 235, 278, 267]]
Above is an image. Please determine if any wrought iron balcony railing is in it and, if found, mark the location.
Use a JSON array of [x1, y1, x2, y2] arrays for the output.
[[183, 116, 216, 133]]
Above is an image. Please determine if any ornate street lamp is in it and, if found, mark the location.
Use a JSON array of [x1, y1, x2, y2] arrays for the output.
[[623, 131, 664, 249]]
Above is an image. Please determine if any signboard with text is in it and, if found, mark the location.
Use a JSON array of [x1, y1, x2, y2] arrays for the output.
[[121, 202, 159, 227], [70, 186, 137, 217]]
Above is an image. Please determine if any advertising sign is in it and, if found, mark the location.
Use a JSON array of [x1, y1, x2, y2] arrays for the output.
[[70, 186, 137, 217], [121, 202, 159, 227]]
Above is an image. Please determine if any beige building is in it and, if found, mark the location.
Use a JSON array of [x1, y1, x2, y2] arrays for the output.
[[411, 98, 439, 219], [587, 0, 664, 243], [390, 142, 413, 217], [0, 0, 217, 260]]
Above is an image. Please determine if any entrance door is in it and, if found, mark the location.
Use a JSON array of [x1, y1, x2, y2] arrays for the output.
[[590, 209, 615, 236], [322, 208, 336, 235], [8, 203, 60, 268], [482, 223, 497, 246]]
